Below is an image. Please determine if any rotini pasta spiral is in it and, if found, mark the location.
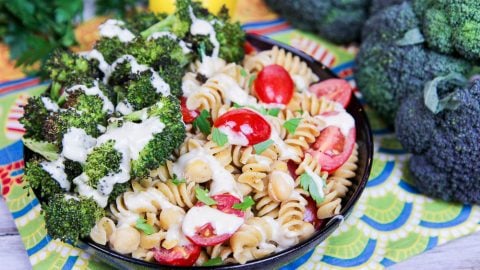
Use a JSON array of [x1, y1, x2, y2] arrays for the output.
[[153, 180, 198, 208], [277, 189, 314, 239], [252, 190, 280, 217], [328, 144, 359, 198]]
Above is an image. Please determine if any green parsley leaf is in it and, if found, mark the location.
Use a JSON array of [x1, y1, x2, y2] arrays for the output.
[[171, 174, 186, 186], [254, 139, 274, 154], [203, 257, 223, 266], [195, 187, 217, 205], [193, 110, 212, 136], [267, 108, 281, 117], [283, 118, 302, 134], [248, 74, 257, 89], [299, 173, 324, 203], [135, 218, 155, 235], [233, 196, 255, 211], [233, 103, 242, 108], [212, 128, 229, 147], [240, 68, 248, 77]]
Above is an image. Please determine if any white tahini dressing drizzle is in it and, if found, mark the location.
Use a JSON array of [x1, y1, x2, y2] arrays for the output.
[[105, 55, 170, 96], [196, 56, 226, 78], [41, 157, 70, 190], [262, 216, 299, 249], [188, 6, 220, 58], [292, 75, 308, 93], [61, 128, 97, 163], [269, 128, 297, 160], [80, 49, 110, 73], [41, 97, 59, 112], [74, 117, 165, 207], [208, 74, 254, 105], [98, 19, 135, 43], [172, 148, 241, 198], [66, 81, 114, 113], [147, 31, 191, 54], [315, 109, 355, 137], [115, 100, 134, 115], [218, 126, 248, 146], [182, 206, 244, 237]]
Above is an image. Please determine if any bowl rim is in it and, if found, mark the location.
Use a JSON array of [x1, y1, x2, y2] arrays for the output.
[[27, 33, 374, 269]]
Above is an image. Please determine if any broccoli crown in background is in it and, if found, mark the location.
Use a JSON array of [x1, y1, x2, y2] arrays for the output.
[[413, 0, 480, 62], [369, 0, 408, 14], [355, 3, 471, 124], [265, 0, 370, 44], [43, 194, 105, 243], [395, 78, 480, 203]]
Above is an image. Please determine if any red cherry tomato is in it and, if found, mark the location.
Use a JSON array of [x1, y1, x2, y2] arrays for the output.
[[309, 79, 352, 108], [254, 64, 294, 105], [303, 196, 324, 230], [244, 41, 256, 55], [308, 119, 356, 173], [287, 160, 299, 179], [180, 97, 199, 123], [189, 194, 245, 246], [214, 108, 271, 146], [152, 243, 201, 266]]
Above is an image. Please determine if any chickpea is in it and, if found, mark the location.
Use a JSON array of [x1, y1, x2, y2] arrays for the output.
[[268, 171, 294, 202]]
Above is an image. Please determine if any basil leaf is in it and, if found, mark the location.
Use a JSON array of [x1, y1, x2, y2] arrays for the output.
[[254, 139, 274, 154], [283, 118, 302, 134]]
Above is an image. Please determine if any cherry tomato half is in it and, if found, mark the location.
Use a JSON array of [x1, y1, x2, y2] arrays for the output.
[[152, 243, 201, 266], [309, 79, 352, 108], [244, 41, 256, 55], [308, 120, 356, 173], [303, 196, 324, 230], [214, 108, 271, 146], [189, 194, 245, 246], [180, 97, 199, 123], [254, 64, 294, 105]]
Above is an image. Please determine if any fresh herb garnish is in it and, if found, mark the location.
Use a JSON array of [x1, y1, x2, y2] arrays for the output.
[[240, 68, 248, 77], [283, 118, 302, 134], [254, 139, 274, 154], [233, 196, 255, 211], [212, 127, 228, 147], [248, 74, 257, 89], [193, 109, 212, 135], [195, 187, 217, 205], [299, 173, 324, 203], [203, 257, 223, 266], [171, 174, 186, 185], [135, 218, 155, 235], [267, 108, 281, 117]]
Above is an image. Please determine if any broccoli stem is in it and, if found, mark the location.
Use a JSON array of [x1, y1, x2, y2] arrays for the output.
[[140, 14, 176, 38]]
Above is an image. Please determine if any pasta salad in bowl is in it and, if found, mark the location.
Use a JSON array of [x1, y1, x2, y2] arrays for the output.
[[21, 1, 372, 269]]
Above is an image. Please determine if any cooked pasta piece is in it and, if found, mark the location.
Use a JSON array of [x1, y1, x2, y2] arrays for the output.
[[153, 180, 198, 208], [328, 144, 359, 198]]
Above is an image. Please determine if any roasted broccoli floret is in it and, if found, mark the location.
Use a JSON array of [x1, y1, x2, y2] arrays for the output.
[[84, 140, 122, 188], [24, 158, 65, 198], [125, 11, 168, 34], [94, 37, 127, 64], [130, 35, 191, 69], [20, 96, 52, 141], [125, 96, 186, 178], [413, 0, 480, 62], [45, 51, 102, 101], [43, 194, 105, 243], [395, 76, 480, 203], [265, 0, 370, 44], [355, 3, 471, 125]]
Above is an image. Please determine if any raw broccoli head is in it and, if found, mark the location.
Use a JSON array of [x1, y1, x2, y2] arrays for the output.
[[265, 0, 369, 44], [42, 193, 105, 243], [84, 140, 122, 188], [24, 157, 65, 199], [413, 0, 480, 62], [45, 51, 101, 101], [126, 96, 186, 177], [355, 3, 471, 125], [20, 96, 50, 141], [395, 77, 480, 203], [369, 0, 408, 15]]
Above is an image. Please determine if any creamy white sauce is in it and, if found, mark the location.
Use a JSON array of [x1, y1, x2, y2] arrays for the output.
[[304, 166, 325, 199], [61, 128, 97, 163], [188, 6, 220, 58], [41, 157, 70, 190], [115, 100, 134, 115], [97, 124, 106, 133], [64, 194, 80, 201], [261, 216, 298, 249], [147, 31, 191, 54], [182, 206, 244, 237], [270, 128, 297, 160], [106, 55, 170, 96], [292, 75, 308, 93], [181, 73, 201, 97], [99, 19, 135, 43], [80, 49, 110, 73], [208, 74, 254, 105], [41, 97, 59, 112], [74, 118, 165, 207], [315, 109, 355, 137], [172, 148, 241, 198], [196, 56, 226, 78], [218, 126, 248, 146], [66, 81, 114, 113]]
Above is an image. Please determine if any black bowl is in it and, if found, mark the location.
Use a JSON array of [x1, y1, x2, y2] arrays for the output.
[[27, 34, 373, 269]]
